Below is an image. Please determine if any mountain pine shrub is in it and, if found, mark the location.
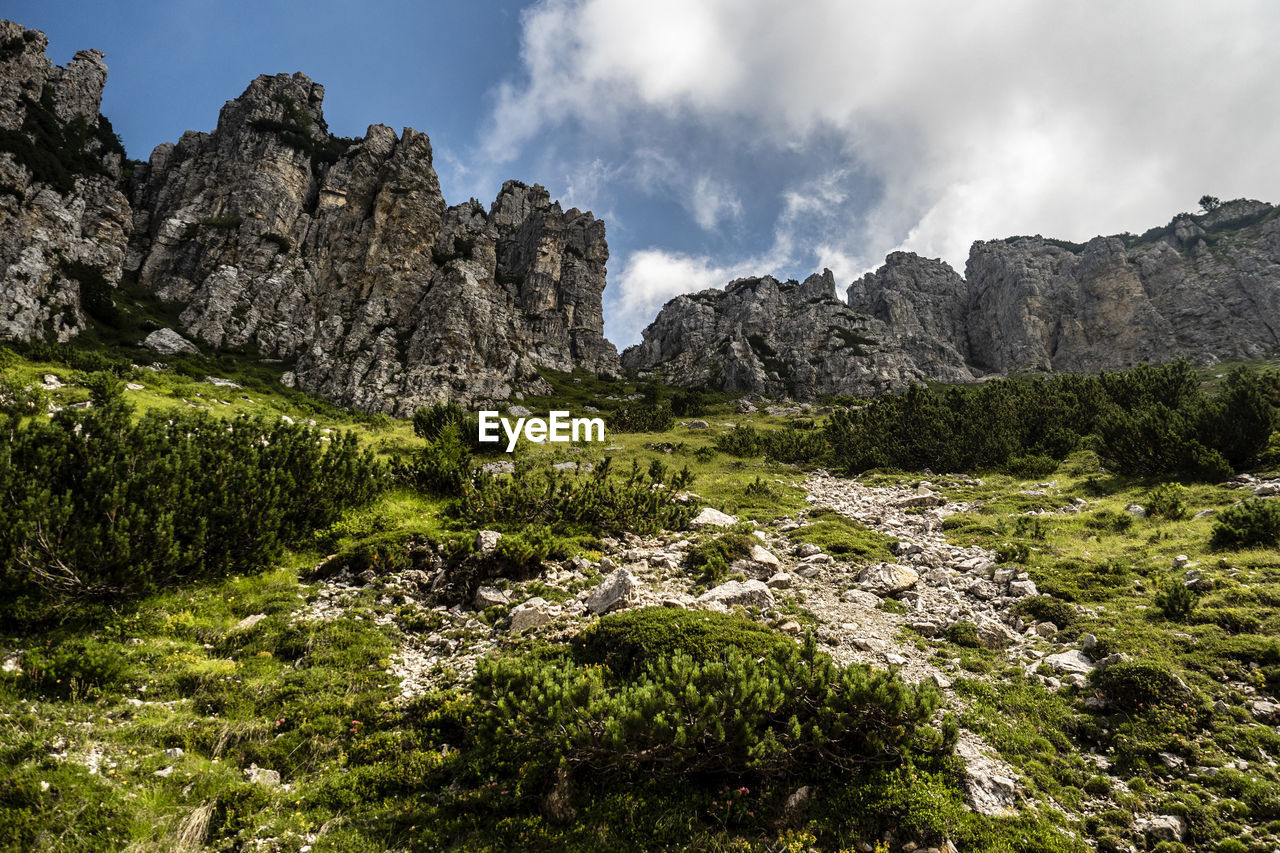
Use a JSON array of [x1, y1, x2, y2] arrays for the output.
[[1091, 661, 1190, 710], [608, 403, 674, 433], [476, 623, 952, 783], [1210, 498, 1280, 550], [0, 376, 383, 611], [454, 457, 694, 537], [823, 361, 1276, 478], [1145, 483, 1189, 520], [1155, 576, 1198, 621]]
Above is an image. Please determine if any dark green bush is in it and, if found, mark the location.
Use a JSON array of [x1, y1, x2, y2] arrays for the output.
[[1014, 595, 1075, 627], [608, 403, 674, 433], [683, 532, 756, 584], [715, 424, 762, 456], [392, 421, 476, 496], [1155, 576, 1198, 620], [454, 457, 693, 537], [479, 625, 952, 782], [823, 361, 1276, 479], [671, 389, 708, 417], [573, 608, 796, 677], [0, 377, 383, 612], [1091, 661, 1189, 711], [1005, 454, 1059, 478], [1211, 499, 1280, 550], [1146, 483, 1189, 520], [944, 622, 981, 648]]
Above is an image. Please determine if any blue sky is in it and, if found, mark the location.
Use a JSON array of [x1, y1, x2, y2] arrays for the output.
[[10, 1, 1280, 347]]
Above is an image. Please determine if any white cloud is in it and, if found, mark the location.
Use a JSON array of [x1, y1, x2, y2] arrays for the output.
[[494, 0, 1280, 338], [690, 175, 742, 231]]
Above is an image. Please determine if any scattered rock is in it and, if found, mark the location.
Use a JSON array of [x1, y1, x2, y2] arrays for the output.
[[856, 563, 919, 597], [143, 328, 199, 356], [244, 764, 281, 787], [1135, 814, 1185, 843], [231, 613, 267, 632], [1125, 504, 1147, 518], [509, 598, 556, 632], [584, 569, 641, 614], [473, 587, 510, 609], [690, 507, 737, 528], [1044, 650, 1094, 675], [475, 530, 502, 553], [765, 572, 793, 590], [697, 579, 775, 609]]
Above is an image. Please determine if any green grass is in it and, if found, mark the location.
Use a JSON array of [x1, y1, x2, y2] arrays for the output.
[[4, 342, 1280, 851], [787, 508, 898, 562]]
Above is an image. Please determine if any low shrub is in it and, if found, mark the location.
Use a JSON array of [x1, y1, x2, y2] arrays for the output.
[[1091, 661, 1190, 711], [1014, 595, 1075, 627], [454, 457, 694, 537], [479, 626, 952, 782], [1211, 499, 1280, 550], [0, 378, 383, 612], [572, 607, 796, 677], [608, 403, 673, 433], [671, 389, 708, 417], [944, 622, 981, 648], [1145, 483, 1189, 520], [683, 532, 756, 584], [1155, 576, 1198, 620]]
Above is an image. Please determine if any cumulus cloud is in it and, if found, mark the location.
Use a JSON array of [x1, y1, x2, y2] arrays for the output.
[[490, 0, 1280, 342]]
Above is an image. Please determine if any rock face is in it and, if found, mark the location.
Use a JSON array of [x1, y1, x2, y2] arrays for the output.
[[964, 201, 1280, 372], [627, 201, 1280, 395], [0, 21, 618, 412], [0, 20, 130, 343], [622, 270, 962, 398], [126, 72, 617, 413]]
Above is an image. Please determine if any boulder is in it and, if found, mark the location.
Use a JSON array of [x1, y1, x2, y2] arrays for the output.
[[475, 530, 502, 553], [244, 764, 281, 787], [509, 598, 556, 632], [856, 563, 919, 597], [697, 580, 775, 609], [473, 587, 510, 609], [584, 569, 640, 614], [1135, 815, 1185, 843], [143, 328, 199, 356], [1044, 650, 1094, 675], [691, 508, 738, 528]]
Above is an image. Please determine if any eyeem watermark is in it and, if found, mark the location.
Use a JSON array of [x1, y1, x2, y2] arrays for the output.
[[478, 410, 606, 453]]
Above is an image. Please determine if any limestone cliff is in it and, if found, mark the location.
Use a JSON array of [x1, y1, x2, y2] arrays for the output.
[[620, 270, 965, 398], [630, 201, 1280, 395], [0, 20, 130, 343], [0, 21, 618, 413], [127, 72, 617, 413], [962, 200, 1280, 373]]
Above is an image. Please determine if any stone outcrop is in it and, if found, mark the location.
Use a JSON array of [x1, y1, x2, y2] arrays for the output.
[[963, 200, 1280, 373], [0, 20, 130, 343], [126, 72, 617, 413], [0, 20, 618, 413], [627, 200, 1280, 396], [621, 269, 966, 398]]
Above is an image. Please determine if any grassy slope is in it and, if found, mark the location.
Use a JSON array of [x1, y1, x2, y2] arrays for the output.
[[2, 341, 1279, 851]]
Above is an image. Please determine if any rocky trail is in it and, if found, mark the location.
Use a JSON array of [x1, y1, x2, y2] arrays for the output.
[[297, 470, 1140, 819]]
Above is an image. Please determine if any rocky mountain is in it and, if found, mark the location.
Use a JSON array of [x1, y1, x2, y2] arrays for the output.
[[620, 269, 976, 398], [0, 21, 617, 413], [0, 21, 130, 343], [628, 200, 1280, 396]]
